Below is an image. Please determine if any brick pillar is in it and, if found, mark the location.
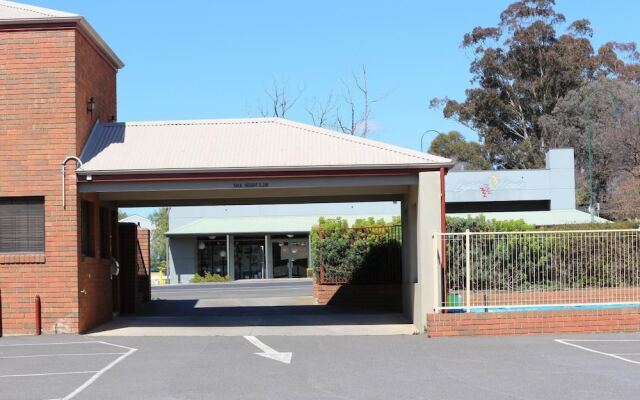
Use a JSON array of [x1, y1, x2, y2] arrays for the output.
[[137, 228, 151, 302]]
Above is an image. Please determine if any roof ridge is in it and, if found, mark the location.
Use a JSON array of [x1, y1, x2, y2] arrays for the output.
[[0, 0, 75, 18], [105, 118, 276, 128], [271, 119, 442, 163]]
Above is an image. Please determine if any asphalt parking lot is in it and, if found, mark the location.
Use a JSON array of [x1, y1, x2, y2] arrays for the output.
[[1, 282, 638, 399], [1, 333, 639, 400]]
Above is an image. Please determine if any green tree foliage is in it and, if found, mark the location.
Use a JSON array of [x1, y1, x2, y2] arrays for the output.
[[540, 79, 640, 218], [117, 210, 129, 220], [431, 0, 640, 169], [428, 131, 492, 170], [149, 208, 170, 273]]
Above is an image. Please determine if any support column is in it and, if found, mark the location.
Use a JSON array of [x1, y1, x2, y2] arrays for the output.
[[265, 234, 273, 279], [414, 171, 443, 333], [226, 235, 235, 281]]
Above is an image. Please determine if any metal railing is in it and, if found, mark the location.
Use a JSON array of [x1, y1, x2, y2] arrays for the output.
[[433, 229, 640, 311]]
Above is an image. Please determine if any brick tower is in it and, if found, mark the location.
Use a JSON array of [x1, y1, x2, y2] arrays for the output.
[[0, 1, 123, 334]]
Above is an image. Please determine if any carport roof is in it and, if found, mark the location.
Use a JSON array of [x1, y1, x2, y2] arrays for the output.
[[78, 118, 452, 175]]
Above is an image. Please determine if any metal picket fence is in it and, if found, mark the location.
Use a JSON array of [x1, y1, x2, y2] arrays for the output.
[[433, 229, 640, 311]]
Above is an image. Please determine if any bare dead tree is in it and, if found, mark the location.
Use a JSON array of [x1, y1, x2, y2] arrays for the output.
[[305, 94, 335, 128], [335, 65, 387, 137], [260, 78, 304, 118]]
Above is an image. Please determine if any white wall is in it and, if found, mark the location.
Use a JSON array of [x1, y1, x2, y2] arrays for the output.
[[168, 237, 197, 283], [445, 149, 575, 210]]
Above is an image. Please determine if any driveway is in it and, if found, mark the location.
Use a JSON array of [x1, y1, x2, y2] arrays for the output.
[[89, 279, 415, 336], [1, 333, 639, 399]]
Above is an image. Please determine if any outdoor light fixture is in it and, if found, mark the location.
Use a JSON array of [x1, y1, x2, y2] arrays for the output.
[[286, 234, 294, 238], [219, 251, 226, 258], [209, 235, 217, 239], [86, 97, 96, 113], [198, 241, 205, 250]]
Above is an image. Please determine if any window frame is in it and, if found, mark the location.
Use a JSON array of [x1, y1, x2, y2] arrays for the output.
[[81, 201, 95, 258], [99, 207, 111, 259], [0, 197, 45, 254]]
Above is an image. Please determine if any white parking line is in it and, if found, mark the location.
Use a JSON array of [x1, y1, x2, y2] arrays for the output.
[[61, 341, 137, 400], [0, 340, 138, 400], [0, 341, 100, 347], [555, 339, 640, 365], [0, 352, 127, 359], [0, 371, 98, 378]]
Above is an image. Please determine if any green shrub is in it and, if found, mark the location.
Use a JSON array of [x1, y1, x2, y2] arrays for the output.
[[311, 217, 402, 284], [190, 273, 230, 283], [446, 215, 535, 233]]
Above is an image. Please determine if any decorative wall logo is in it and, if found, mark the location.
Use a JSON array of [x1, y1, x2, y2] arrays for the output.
[[479, 184, 492, 198], [449, 174, 526, 198]]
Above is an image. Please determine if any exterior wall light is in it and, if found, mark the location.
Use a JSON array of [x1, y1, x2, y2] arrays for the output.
[[286, 234, 294, 238], [87, 97, 96, 113], [209, 235, 217, 239], [198, 241, 205, 250], [219, 251, 226, 258]]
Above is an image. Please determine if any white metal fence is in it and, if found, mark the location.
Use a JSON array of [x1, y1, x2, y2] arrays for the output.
[[433, 229, 640, 311]]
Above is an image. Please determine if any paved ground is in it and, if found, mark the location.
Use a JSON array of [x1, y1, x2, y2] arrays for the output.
[[2, 281, 639, 399], [89, 279, 415, 336], [1, 333, 639, 399]]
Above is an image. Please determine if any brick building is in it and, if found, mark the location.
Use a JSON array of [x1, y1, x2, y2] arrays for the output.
[[0, 1, 129, 334], [0, 1, 459, 336]]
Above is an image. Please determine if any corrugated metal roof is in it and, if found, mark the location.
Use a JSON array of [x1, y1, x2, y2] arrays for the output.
[[0, 0, 77, 19], [78, 118, 452, 174], [166, 214, 399, 236], [448, 210, 610, 226]]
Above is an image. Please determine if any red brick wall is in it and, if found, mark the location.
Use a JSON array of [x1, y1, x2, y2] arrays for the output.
[[75, 31, 117, 334], [313, 283, 402, 312], [136, 228, 151, 305], [0, 28, 79, 334], [137, 229, 150, 276], [0, 25, 118, 335], [427, 308, 640, 337]]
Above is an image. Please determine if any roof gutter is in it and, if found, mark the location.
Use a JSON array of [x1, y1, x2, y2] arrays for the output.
[[76, 162, 456, 177], [0, 16, 124, 69]]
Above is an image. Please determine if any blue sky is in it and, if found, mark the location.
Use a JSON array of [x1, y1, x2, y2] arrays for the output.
[[28, 1, 639, 217]]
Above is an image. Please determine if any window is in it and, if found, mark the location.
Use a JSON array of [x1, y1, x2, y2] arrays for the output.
[[0, 197, 44, 253], [99, 207, 111, 258], [81, 201, 94, 257]]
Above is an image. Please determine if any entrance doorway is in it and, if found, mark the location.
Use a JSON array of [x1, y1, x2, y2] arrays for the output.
[[197, 238, 228, 277], [272, 238, 309, 278], [234, 237, 265, 279]]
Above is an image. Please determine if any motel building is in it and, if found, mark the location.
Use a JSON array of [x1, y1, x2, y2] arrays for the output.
[[0, 0, 452, 335], [2, 1, 638, 339]]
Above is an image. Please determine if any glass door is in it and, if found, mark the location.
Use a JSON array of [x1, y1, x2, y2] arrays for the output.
[[234, 238, 265, 279], [197, 239, 228, 277], [271, 239, 309, 278]]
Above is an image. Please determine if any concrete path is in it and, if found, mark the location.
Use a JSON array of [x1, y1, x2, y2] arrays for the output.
[[89, 279, 416, 336]]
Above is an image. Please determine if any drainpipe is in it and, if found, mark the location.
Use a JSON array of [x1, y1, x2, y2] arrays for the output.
[[61, 156, 83, 209]]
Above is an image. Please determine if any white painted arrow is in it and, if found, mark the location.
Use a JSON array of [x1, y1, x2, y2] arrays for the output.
[[243, 335, 292, 364]]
